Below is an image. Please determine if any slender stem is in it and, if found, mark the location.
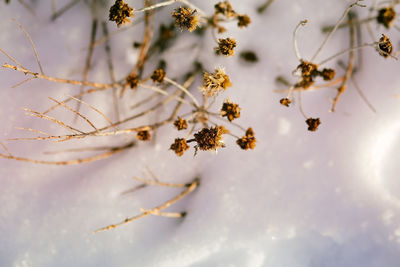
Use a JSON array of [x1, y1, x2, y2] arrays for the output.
[[311, 0, 365, 62], [164, 77, 200, 107], [293, 20, 308, 61], [93, 178, 199, 233]]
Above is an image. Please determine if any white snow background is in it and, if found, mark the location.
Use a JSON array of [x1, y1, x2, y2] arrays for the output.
[[1, 0, 400, 266]]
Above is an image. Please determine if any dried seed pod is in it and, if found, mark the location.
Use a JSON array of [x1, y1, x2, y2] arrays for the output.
[[151, 69, 166, 83], [377, 7, 396, 29], [201, 68, 232, 97], [193, 126, 228, 151], [378, 34, 392, 58], [237, 14, 251, 28], [109, 0, 134, 27], [170, 138, 190, 156], [172, 7, 199, 32], [236, 127, 256, 150], [173, 117, 188, 131], [220, 100, 240, 122], [126, 73, 139, 89], [216, 38, 237, 56], [320, 68, 336, 81], [305, 118, 321, 132], [137, 130, 151, 141]]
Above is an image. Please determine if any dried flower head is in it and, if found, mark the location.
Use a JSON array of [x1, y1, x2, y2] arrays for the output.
[[237, 14, 251, 28], [214, 1, 236, 18], [170, 138, 190, 156], [295, 60, 319, 89], [306, 118, 321, 132], [109, 0, 134, 27], [151, 68, 166, 83], [297, 60, 319, 77], [174, 117, 188, 131], [280, 98, 291, 107], [236, 127, 256, 150], [377, 7, 396, 29], [201, 68, 232, 97], [378, 34, 393, 58], [216, 38, 237, 56], [221, 100, 240, 121], [193, 126, 228, 151], [136, 130, 151, 141], [126, 73, 139, 89], [172, 6, 199, 32], [320, 68, 336, 81]]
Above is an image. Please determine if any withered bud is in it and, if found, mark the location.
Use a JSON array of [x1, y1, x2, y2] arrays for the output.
[[136, 130, 151, 141], [378, 34, 393, 58], [193, 126, 228, 151], [172, 7, 199, 32], [109, 0, 134, 27], [221, 100, 241, 121], [297, 60, 319, 77], [151, 69, 166, 83], [320, 68, 336, 81], [201, 68, 232, 97], [236, 127, 256, 150], [126, 73, 139, 89], [237, 14, 251, 28], [170, 138, 190, 156], [216, 38, 237, 56], [174, 117, 188, 131], [214, 1, 236, 18], [280, 98, 291, 107], [306, 118, 321, 132], [377, 7, 396, 29]]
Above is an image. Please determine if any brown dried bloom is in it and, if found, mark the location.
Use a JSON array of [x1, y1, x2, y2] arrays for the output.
[[320, 68, 336, 81], [236, 127, 256, 150], [237, 14, 251, 28], [172, 7, 199, 32], [214, 1, 236, 18], [136, 130, 151, 141], [170, 138, 190, 156], [221, 100, 240, 121], [216, 38, 237, 56], [126, 73, 139, 89], [377, 7, 396, 29], [306, 118, 321, 132], [151, 68, 166, 83], [378, 34, 392, 58], [280, 98, 291, 107], [109, 0, 134, 27], [201, 68, 232, 97], [297, 60, 319, 77], [193, 126, 228, 151], [174, 117, 188, 131], [295, 60, 319, 89]]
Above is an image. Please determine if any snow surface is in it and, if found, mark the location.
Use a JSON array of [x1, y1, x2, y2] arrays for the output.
[[1, 0, 400, 266]]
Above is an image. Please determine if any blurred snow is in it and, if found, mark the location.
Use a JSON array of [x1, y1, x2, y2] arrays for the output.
[[1, 0, 400, 266]]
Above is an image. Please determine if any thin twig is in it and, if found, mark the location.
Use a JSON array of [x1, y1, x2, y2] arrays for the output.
[[102, 21, 120, 122], [12, 19, 44, 75], [51, 0, 80, 21], [311, 0, 365, 62], [75, 18, 98, 120], [93, 177, 199, 233], [331, 13, 356, 112], [0, 141, 135, 165]]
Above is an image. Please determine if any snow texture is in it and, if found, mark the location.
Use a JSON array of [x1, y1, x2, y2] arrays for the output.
[[1, 0, 400, 266]]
